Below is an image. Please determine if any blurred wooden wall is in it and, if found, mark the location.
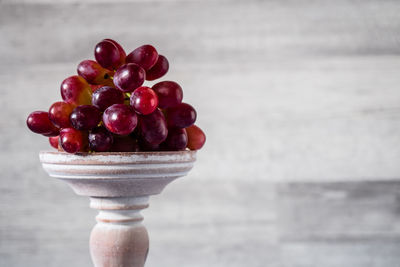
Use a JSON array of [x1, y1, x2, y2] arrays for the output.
[[1, 0, 400, 266]]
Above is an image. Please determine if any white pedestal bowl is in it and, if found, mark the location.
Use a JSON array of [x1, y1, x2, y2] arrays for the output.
[[39, 150, 196, 267]]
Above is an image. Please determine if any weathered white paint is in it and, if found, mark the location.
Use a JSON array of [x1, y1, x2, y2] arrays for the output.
[[39, 151, 196, 267]]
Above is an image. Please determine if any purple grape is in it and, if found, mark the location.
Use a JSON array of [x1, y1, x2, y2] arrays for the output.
[[166, 103, 197, 128], [163, 128, 188, 151], [139, 109, 168, 144], [89, 127, 113, 152], [126, 45, 158, 70], [103, 39, 126, 60], [70, 105, 101, 130], [113, 63, 145, 93], [110, 135, 139, 152], [94, 39, 124, 70], [103, 104, 138, 135], [138, 137, 160, 151], [92, 86, 124, 111], [146, 55, 169, 81], [152, 81, 183, 108]]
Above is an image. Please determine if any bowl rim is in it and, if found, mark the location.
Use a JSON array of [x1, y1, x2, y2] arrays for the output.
[[39, 150, 197, 165]]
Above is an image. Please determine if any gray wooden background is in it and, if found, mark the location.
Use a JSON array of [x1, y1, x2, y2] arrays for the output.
[[1, 0, 400, 266]]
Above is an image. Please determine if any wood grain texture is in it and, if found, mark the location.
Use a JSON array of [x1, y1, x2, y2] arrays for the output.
[[1, 0, 400, 266]]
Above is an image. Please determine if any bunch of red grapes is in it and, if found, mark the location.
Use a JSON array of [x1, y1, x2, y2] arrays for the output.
[[27, 39, 206, 153]]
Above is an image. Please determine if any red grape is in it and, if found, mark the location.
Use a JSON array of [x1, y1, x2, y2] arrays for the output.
[[49, 136, 59, 149], [103, 104, 138, 135], [48, 101, 75, 128], [163, 128, 188, 151], [186, 125, 206, 150], [130, 86, 158, 115], [92, 86, 124, 111], [146, 55, 169, 81], [27, 111, 59, 136], [152, 81, 183, 108], [59, 128, 88, 153], [77, 60, 114, 86], [166, 103, 197, 128], [27, 39, 206, 153], [139, 109, 168, 144], [70, 105, 101, 130], [110, 135, 139, 152], [89, 127, 113, 152], [126, 45, 158, 70], [113, 63, 145, 92], [94, 39, 124, 70], [60, 75, 92, 105]]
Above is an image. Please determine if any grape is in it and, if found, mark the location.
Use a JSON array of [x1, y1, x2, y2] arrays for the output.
[[152, 81, 183, 108], [110, 135, 139, 152], [130, 86, 158, 115], [60, 75, 92, 105], [113, 63, 145, 92], [166, 103, 196, 128], [27, 111, 59, 136], [103, 104, 138, 135], [48, 101, 75, 128], [92, 86, 124, 111], [90, 84, 104, 92], [146, 55, 169, 81], [70, 105, 101, 130], [94, 39, 124, 70], [27, 40, 206, 153], [42, 130, 60, 137], [139, 109, 168, 144], [104, 38, 126, 62], [89, 127, 113, 152], [186, 125, 206, 150], [77, 60, 114, 86], [163, 128, 187, 151], [126, 45, 158, 70], [138, 137, 160, 151], [49, 136, 59, 149], [59, 128, 88, 153]]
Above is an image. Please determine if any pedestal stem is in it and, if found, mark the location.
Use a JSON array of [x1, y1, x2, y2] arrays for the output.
[[89, 197, 150, 267]]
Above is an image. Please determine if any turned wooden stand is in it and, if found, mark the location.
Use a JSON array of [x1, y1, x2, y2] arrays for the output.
[[39, 151, 196, 267]]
